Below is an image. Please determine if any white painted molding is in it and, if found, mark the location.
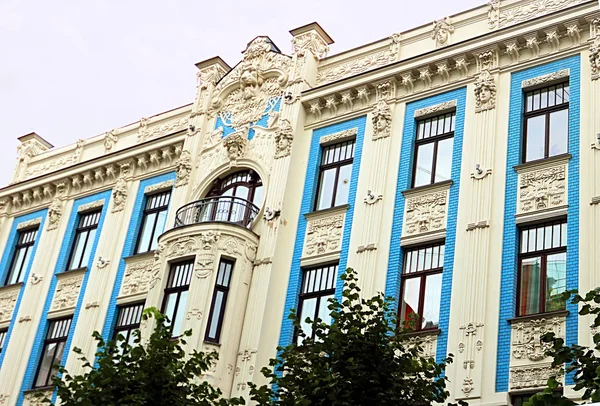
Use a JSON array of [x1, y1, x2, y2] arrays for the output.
[[414, 100, 457, 118], [77, 199, 105, 213], [16, 217, 42, 230], [521, 69, 570, 88]]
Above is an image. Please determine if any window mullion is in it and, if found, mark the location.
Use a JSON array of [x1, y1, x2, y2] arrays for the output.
[[540, 255, 548, 313]]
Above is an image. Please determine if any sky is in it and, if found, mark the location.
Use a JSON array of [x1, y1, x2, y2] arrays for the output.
[[0, 0, 484, 188]]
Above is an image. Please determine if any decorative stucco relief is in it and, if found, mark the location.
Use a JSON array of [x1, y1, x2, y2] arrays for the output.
[[275, 119, 293, 158], [175, 150, 193, 187], [509, 363, 561, 390], [512, 315, 564, 362], [25, 140, 84, 180], [104, 129, 118, 152], [235, 348, 258, 391], [304, 214, 344, 257], [406, 334, 437, 358], [17, 217, 41, 231], [224, 131, 248, 164], [144, 180, 175, 194], [590, 34, 600, 80], [414, 100, 456, 118], [371, 101, 392, 140], [320, 128, 357, 145], [51, 273, 84, 311], [432, 17, 454, 48], [77, 199, 105, 213], [12, 138, 51, 184], [0, 289, 19, 323], [196, 231, 220, 279], [519, 164, 566, 213], [112, 177, 128, 213], [474, 70, 496, 113], [121, 259, 154, 296], [315, 34, 401, 85], [137, 116, 189, 143], [47, 197, 63, 231], [522, 69, 570, 88], [404, 191, 447, 236], [291, 31, 329, 60], [488, 0, 584, 30]]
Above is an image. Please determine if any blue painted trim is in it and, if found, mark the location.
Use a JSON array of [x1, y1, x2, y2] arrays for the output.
[[383, 88, 467, 367], [277, 116, 367, 348], [215, 97, 281, 140], [100, 172, 176, 342], [495, 55, 580, 392], [0, 209, 48, 368], [18, 190, 112, 404]]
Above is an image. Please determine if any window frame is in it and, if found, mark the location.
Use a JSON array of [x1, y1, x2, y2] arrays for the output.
[[204, 258, 235, 343], [33, 317, 72, 389], [134, 190, 172, 255], [522, 82, 570, 163], [314, 139, 356, 211], [411, 112, 456, 188], [161, 260, 193, 337], [516, 219, 568, 317], [297, 263, 338, 341], [66, 210, 101, 271], [0, 328, 7, 354], [113, 302, 145, 345], [398, 242, 445, 332], [204, 170, 263, 225], [5, 226, 38, 286]]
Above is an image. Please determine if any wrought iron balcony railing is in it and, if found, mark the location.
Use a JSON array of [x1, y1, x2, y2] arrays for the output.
[[174, 196, 259, 228]]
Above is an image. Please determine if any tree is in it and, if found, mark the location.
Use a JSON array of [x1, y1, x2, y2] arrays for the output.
[[249, 268, 464, 406], [526, 289, 600, 406], [40, 308, 244, 406]]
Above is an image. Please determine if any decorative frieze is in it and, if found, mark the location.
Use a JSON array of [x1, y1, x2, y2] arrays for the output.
[[137, 116, 189, 143], [406, 333, 438, 358], [0, 289, 19, 323], [414, 100, 456, 118], [522, 69, 570, 88], [489, 0, 584, 30], [518, 164, 567, 213], [121, 259, 154, 296], [304, 214, 344, 257], [509, 363, 562, 390], [77, 199, 105, 213], [51, 273, 84, 311], [404, 191, 448, 236], [16, 217, 41, 230], [512, 315, 565, 362], [144, 180, 175, 195], [319, 128, 357, 145], [25, 140, 85, 180], [371, 101, 392, 140]]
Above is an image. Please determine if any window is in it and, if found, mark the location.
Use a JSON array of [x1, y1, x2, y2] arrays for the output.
[[399, 243, 444, 331], [518, 220, 567, 316], [5, 226, 38, 285], [511, 393, 533, 406], [297, 264, 337, 341], [161, 261, 193, 337], [205, 259, 234, 343], [523, 83, 569, 162], [67, 210, 101, 271], [34, 318, 72, 388], [135, 191, 171, 254], [315, 140, 355, 211], [114, 302, 144, 347], [202, 171, 263, 225], [0, 329, 7, 354], [413, 112, 455, 188]]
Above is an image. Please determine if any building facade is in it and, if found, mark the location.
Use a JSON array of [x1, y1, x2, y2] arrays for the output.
[[0, 0, 599, 404]]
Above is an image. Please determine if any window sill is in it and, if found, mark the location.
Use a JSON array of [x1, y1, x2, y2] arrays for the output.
[[401, 180, 453, 198], [0, 281, 24, 290], [203, 339, 222, 347], [304, 204, 350, 220], [507, 309, 569, 324], [513, 153, 572, 173], [24, 386, 54, 394], [123, 250, 156, 262], [401, 328, 441, 338], [62, 267, 88, 275]]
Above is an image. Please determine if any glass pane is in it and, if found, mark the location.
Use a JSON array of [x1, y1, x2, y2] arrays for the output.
[[334, 164, 353, 207], [80, 229, 96, 267], [519, 257, 542, 315], [521, 230, 529, 253], [544, 225, 553, 250], [533, 90, 540, 110], [162, 293, 177, 327], [151, 211, 168, 251], [318, 294, 333, 325], [68, 232, 87, 270], [417, 249, 425, 271], [299, 297, 317, 340], [546, 252, 567, 312], [422, 273, 442, 330], [316, 168, 336, 210], [553, 224, 561, 248], [35, 342, 57, 387], [435, 138, 454, 183], [208, 291, 224, 339], [536, 227, 545, 251], [51, 341, 66, 381], [172, 291, 188, 337], [528, 229, 536, 253], [136, 213, 156, 254], [549, 109, 568, 157], [548, 86, 556, 106], [252, 185, 264, 207], [561, 222, 567, 246], [400, 277, 421, 330], [7, 248, 26, 285], [525, 115, 546, 162], [414, 143, 434, 187]]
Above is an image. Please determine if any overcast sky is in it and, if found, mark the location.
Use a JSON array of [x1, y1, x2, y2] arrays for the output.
[[0, 0, 484, 187]]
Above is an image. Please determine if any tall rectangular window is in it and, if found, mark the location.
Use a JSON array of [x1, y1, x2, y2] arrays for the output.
[[298, 264, 337, 341], [399, 243, 444, 331], [5, 226, 38, 285], [205, 259, 234, 343], [413, 112, 455, 188], [0, 329, 7, 354], [518, 220, 567, 316], [66, 210, 101, 271], [161, 261, 193, 337], [114, 302, 144, 346], [34, 318, 72, 388], [315, 140, 355, 211], [135, 191, 171, 254], [523, 83, 569, 162]]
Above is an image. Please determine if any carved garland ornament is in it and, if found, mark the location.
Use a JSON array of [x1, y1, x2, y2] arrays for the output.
[[488, 0, 584, 30], [16, 218, 42, 231], [512, 316, 564, 361], [305, 215, 344, 256], [521, 69, 570, 88], [405, 192, 447, 235], [371, 101, 392, 140], [519, 165, 566, 212], [320, 128, 358, 145], [414, 100, 456, 118]]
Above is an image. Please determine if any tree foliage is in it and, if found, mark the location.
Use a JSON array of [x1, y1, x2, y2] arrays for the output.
[[249, 268, 464, 406], [526, 289, 600, 405], [42, 308, 244, 406]]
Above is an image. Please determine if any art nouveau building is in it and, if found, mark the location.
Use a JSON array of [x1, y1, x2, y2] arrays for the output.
[[0, 0, 599, 404]]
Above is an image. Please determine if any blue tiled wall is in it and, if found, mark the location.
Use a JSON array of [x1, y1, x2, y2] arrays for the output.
[[495, 55, 580, 392], [100, 172, 176, 341], [0, 209, 47, 368], [278, 116, 366, 348], [384, 87, 466, 366], [18, 190, 112, 404]]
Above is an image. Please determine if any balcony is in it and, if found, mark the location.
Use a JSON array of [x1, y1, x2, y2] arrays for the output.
[[174, 196, 259, 228]]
